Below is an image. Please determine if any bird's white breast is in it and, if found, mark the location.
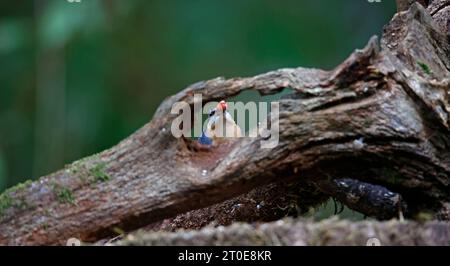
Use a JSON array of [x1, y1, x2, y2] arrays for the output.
[[206, 111, 242, 139]]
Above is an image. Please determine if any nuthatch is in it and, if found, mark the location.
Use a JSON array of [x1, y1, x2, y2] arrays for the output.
[[198, 100, 242, 145]]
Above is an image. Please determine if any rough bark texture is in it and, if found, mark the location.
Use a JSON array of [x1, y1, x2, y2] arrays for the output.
[[114, 217, 450, 246], [0, 1, 449, 245], [142, 180, 328, 232]]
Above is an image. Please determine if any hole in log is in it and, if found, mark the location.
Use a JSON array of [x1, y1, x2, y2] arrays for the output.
[[181, 88, 295, 170]]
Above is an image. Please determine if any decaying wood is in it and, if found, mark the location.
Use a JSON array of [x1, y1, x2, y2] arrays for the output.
[[142, 180, 328, 232], [114, 217, 450, 246], [0, 2, 449, 245]]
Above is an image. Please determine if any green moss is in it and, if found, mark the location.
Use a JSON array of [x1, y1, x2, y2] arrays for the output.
[[15, 198, 30, 209], [67, 165, 79, 175], [0, 193, 13, 216], [417, 61, 431, 75], [42, 222, 49, 231], [66, 154, 111, 184], [66, 154, 99, 176], [0, 179, 33, 216], [3, 180, 33, 194], [72, 153, 101, 166], [53, 184, 75, 204], [89, 162, 110, 183]]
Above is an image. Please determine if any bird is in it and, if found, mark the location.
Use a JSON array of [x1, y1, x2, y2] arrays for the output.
[[198, 100, 242, 145]]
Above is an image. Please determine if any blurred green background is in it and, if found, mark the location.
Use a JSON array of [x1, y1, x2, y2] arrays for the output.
[[0, 0, 395, 193]]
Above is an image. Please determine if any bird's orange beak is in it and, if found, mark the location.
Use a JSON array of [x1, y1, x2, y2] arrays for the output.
[[218, 100, 227, 112]]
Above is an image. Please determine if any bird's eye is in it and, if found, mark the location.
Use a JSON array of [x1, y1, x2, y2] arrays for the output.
[[208, 109, 216, 117]]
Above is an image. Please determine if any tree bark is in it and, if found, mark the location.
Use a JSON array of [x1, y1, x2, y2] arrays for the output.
[[0, 2, 449, 245], [113, 217, 450, 246]]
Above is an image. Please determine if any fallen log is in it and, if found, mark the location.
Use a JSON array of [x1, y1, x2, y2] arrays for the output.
[[114, 217, 450, 246], [0, 1, 448, 245]]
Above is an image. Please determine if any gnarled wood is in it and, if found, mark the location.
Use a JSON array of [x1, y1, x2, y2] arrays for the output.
[[0, 3, 448, 245]]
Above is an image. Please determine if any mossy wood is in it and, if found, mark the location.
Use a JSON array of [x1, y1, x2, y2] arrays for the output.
[[0, 1, 449, 245]]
